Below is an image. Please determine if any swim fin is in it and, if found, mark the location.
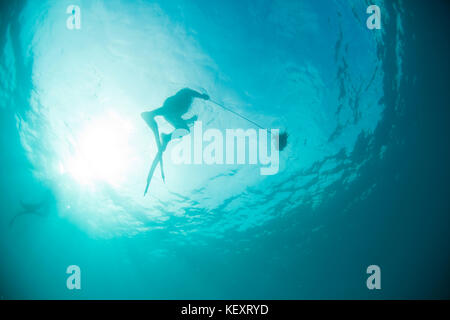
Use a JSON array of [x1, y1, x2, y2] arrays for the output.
[[144, 150, 163, 196], [144, 134, 171, 196]]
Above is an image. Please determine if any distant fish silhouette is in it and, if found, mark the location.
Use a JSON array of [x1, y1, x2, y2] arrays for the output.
[[9, 192, 53, 227]]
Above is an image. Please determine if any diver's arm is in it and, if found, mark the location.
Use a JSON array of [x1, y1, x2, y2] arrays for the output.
[[186, 88, 209, 100]]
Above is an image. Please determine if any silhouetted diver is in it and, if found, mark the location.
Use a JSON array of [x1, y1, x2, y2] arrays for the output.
[[141, 88, 209, 195]]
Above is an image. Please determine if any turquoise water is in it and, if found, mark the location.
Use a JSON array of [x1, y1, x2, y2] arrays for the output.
[[0, 0, 448, 299]]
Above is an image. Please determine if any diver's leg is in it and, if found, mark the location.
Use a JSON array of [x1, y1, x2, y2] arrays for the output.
[[158, 133, 172, 182], [155, 116, 190, 181], [144, 151, 163, 196], [144, 134, 172, 196], [141, 109, 168, 180], [141, 109, 163, 150]]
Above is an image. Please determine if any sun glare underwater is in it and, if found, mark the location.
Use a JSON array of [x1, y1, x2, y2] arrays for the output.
[[0, 0, 449, 299]]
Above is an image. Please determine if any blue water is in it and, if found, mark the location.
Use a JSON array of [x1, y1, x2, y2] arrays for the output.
[[0, 0, 448, 299]]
